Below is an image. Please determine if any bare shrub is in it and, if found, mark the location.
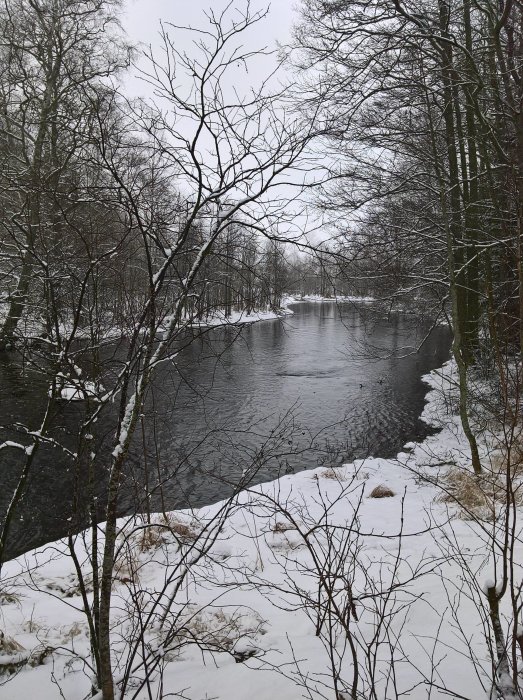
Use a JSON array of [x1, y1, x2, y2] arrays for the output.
[[113, 547, 140, 587], [27, 645, 54, 668]]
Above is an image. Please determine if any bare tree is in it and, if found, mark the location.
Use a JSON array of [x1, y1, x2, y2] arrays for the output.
[[0, 0, 131, 350], [27, 5, 315, 698]]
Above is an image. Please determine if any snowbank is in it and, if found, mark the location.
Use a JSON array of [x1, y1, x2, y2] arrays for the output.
[[0, 360, 512, 699], [192, 303, 295, 328], [48, 379, 103, 401], [295, 293, 376, 303]]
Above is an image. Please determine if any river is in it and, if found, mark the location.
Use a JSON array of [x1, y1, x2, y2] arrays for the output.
[[0, 301, 450, 559]]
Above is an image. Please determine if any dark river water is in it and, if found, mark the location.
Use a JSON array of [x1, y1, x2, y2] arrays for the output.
[[0, 302, 450, 559]]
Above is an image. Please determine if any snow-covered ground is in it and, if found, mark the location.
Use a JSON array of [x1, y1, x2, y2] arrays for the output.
[[0, 360, 514, 699], [293, 293, 376, 303], [7, 297, 375, 351], [189, 301, 296, 328], [156, 294, 375, 333], [159, 292, 378, 330]]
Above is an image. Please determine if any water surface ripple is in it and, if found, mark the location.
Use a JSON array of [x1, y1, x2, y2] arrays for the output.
[[0, 302, 450, 558]]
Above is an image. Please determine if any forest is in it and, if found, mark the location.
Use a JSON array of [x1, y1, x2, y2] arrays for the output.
[[1, 0, 523, 699]]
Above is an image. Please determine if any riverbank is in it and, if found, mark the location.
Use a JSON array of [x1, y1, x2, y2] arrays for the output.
[[179, 293, 376, 328], [0, 359, 509, 699], [7, 295, 376, 348], [291, 293, 376, 303], [189, 300, 296, 327]]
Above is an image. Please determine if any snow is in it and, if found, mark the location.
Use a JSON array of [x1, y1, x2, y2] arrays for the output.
[[48, 379, 102, 401], [0, 650, 30, 667], [0, 359, 517, 699], [180, 302, 296, 330], [154, 299, 299, 337], [171, 294, 375, 332], [111, 393, 136, 459], [482, 578, 495, 596], [193, 305, 294, 327], [481, 578, 503, 596], [6, 297, 372, 349], [294, 293, 376, 303], [0, 441, 30, 453]]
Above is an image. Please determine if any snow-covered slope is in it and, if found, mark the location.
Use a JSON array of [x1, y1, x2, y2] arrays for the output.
[[0, 360, 513, 699]]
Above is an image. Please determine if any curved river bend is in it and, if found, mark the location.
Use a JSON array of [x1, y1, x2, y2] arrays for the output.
[[0, 302, 450, 558]]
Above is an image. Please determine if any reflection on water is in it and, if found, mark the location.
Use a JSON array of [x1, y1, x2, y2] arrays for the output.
[[0, 302, 450, 558]]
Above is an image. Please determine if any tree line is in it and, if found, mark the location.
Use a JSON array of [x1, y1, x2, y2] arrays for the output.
[[0, 0, 318, 357]]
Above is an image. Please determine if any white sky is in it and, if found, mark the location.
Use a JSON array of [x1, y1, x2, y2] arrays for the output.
[[121, 0, 299, 97], [123, 0, 297, 42], [120, 0, 328, 246]]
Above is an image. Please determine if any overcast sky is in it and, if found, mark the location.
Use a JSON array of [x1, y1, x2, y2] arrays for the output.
[[119, 0, 325, 244], [121, 0, 300, 97]]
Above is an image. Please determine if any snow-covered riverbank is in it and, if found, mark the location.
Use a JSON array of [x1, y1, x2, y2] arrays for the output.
[[190, 301, 296, 327], [290, 293, 376, 303], [0, 359, 512, 699], [11, 296, 375, 350], [177, 293, 376, 328]]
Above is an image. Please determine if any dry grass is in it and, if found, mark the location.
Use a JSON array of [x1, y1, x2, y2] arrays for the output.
[[169, 520, 201, 542], [320, 467, 347, 481], [369, 484, 395, 498], [160, 513, 202, 543], [0, 588, 20, 605], [136, 524, 167, 552], [40, 572, 94, 598], [23, 619, 42, 634], [134, 514, 202, 552], [169, 607, 265, 661], [272, 520, 296, 534], [489, 444, 523, 477], [63, 621, 84, 641], [0, 632, 29, 675], [437, 469, 489, 511], [356, 470, 371, 481], [0, 632, 25, 654], [436, 465, 523, 519]]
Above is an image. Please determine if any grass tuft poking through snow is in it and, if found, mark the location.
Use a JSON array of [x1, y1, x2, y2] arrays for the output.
[[368, 484, 395, 498]]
